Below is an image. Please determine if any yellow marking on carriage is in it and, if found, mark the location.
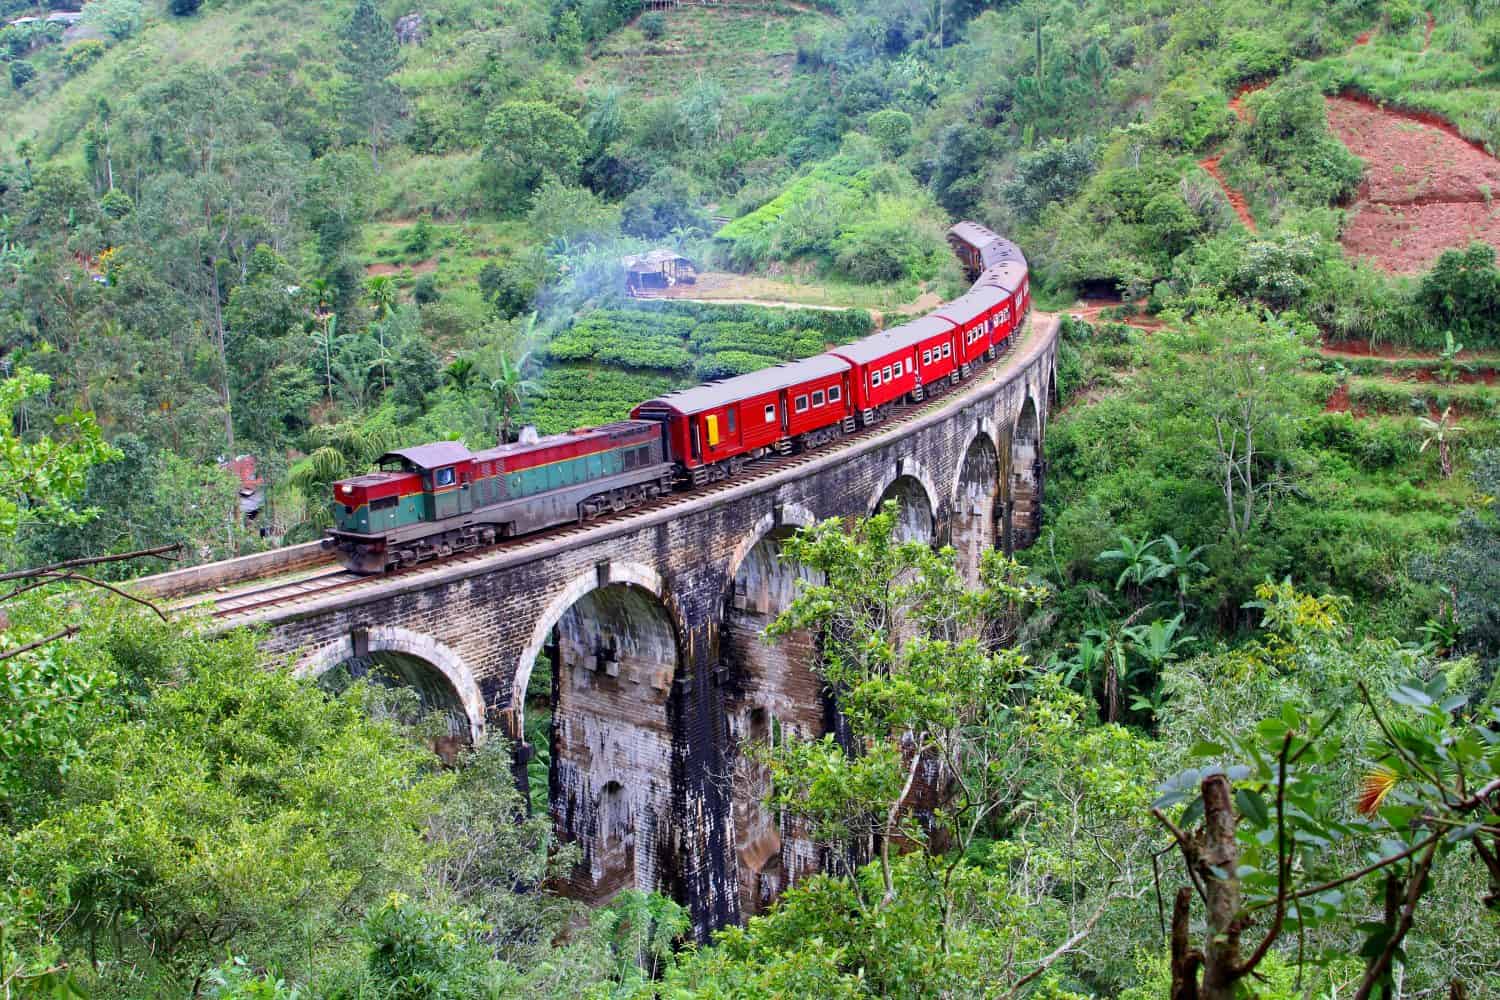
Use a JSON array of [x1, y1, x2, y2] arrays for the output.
[[705, 414, 720, 447]]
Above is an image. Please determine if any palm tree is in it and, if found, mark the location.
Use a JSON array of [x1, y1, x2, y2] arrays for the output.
[[490, 352, 538, 444], [286, 422, 399, 535], [365, 274, 397, 320], [443, 356, 478, 394], [1418, 406, 1464, 479], [309, 313, 339, 404], [1145, 534, 1209, 612]]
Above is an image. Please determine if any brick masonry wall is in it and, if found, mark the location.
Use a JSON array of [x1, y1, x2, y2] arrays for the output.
[[245, 317, 1059, 938]]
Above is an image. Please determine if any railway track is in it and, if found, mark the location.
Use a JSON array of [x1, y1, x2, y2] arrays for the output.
[[192, 323, 1042, 626]]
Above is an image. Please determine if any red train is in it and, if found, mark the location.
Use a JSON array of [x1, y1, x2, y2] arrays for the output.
[[326, 223, 1029, 572]]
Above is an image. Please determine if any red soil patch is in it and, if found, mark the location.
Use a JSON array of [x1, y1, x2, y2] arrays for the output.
[[1321, 339, 1493, 360], [1067, 297, 1166, 332], [1408, 366, 1500, 384], [1199, 154, 1258, 231], [1324, 382, 1353, 413], [364, 259, 438, 276], [1354, 29, 1375, 46], [1326, 94, 1500, 274], [1228, 80, 1267, 122], [1423, 11, 1435, 53]]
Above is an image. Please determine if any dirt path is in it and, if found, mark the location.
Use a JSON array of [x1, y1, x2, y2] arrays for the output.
[[1325, 93, 1500, 274], [1065, 297, 1165, 331], [1197, 82, 1266, 233]]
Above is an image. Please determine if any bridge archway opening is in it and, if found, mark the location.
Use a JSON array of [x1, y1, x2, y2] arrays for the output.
[[722, 514, 824, 916], [875, 474, 936, 544], [1008, 396, 1043, 552], [545, 580, 681, 904], [299, 629, 484, 755], [953, 432, 1001, 584]]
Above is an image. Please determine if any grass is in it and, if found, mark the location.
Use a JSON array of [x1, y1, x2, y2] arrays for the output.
[[575, 5, 832, 98]]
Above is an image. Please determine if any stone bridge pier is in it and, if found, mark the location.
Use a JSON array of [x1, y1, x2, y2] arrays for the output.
[[228, 318, 1058, 939]]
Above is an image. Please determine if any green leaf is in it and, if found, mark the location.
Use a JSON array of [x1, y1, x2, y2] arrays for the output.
[[1235, 787, 1271, 827]]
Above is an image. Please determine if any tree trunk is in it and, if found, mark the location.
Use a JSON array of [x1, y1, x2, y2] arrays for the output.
[[1199, 774, 1244, 1000], [209, 253, 234, 455], [1169, 887, 1201, 1000]]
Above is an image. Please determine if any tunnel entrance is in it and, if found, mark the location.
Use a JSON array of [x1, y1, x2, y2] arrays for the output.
[[545, 582, 680, 903], [722, 524, 825, 917]]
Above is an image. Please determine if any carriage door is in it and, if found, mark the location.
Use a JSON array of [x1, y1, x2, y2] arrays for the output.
[[432, 466, 460, 519], [457, 469, 474, 515]]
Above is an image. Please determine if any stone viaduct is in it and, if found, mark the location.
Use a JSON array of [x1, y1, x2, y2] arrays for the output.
[[157, 316, 1058, 939]]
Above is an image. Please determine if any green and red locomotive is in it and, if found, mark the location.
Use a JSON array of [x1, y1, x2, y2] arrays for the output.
[[326, 423, 673, 573]]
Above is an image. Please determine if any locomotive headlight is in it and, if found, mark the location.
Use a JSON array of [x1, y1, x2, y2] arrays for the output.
[[341, 484, 354, 494]]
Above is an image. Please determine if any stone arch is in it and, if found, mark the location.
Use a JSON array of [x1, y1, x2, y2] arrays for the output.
[[868, 457, 939, 543], [1007, 394, 1043, 552], [510, 562, 667, 735], [529, 569, 683, 903], [720, 502, 824, 916], [296, 626, 485, 744], [951, 425, 1001, 585]]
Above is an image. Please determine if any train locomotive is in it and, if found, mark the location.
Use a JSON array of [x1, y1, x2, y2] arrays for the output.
[[324, 222, 1029, 574]]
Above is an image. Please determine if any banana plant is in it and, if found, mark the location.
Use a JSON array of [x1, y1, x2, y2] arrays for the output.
[[1145, 534, 1209, 612]]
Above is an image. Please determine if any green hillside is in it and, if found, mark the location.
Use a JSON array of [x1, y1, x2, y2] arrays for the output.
[[3, 0, 1500, 996]]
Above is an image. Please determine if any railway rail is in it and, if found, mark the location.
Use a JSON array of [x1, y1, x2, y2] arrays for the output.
[[170, 316, 1046, 627]]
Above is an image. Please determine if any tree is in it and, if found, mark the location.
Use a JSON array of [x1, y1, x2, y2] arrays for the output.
[[1162, 310, 1309, 538], [482, 101, 587, 204], [0, 369, 119, 541], [489, 350, 538, 443], [1153, 581, 1500, 998], [168, 0, 201, 15], [1418, 405, 1464, 479], [867, 108, 914, 158], [365, 273, 397, 320], [442, 356, 478, 394], [338, 0, 405, 170]]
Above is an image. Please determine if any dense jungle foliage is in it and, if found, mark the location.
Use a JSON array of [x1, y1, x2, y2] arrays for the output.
[[3, 0, 1500, 995]]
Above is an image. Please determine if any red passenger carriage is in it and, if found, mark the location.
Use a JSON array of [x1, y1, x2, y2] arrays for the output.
[[632, 355, 853, 485]]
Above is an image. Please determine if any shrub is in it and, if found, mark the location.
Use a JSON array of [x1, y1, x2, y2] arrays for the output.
[[412, 275, 440, 305], [81, 0, 145, 41], [403, 214, 434, 256], [99, 188, 133, 219], [866, 108, 913, 158], [1417, 243, 1500, 344], [61, 39, 106, 76], [8, 59, 34, 89], [168, 0, 200, 15], [639, 11, 665, 40]]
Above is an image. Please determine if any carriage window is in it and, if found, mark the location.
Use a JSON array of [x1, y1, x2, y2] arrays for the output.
[[812, 390, 824, 407], [435, 467, 455, 487], [794, 395, 809, 413], [907, 359, 914, 373], [942, 344, 952, 358], [828, 386, 841, 402], [726, 409, 736, 432], [764, 404, 776, 422], [871, 370, 881, 387], [637, 446, 651, 466], [624, 448, 638, 471], [883, 365, 893, 382], [370, 496, 398, 511], [922, 350, 930, 365]]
